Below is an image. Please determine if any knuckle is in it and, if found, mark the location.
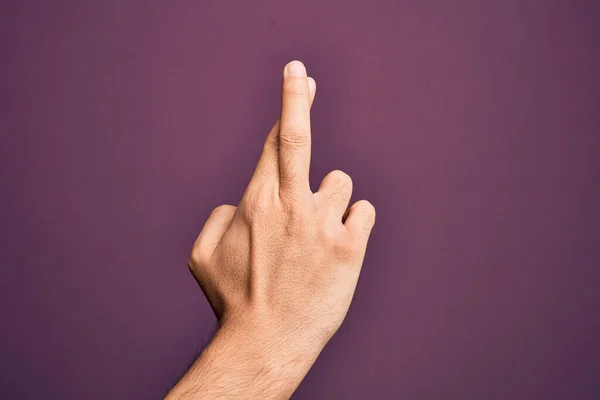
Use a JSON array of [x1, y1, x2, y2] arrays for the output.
[[241, 201, 267, 222], [328, 169, 352, 185], [279, 129, 309, 148], [356, 200, 376, 230], [188, 248, 207, 270], [283, 79, 309, 97], [241, 192, 272, 222], [360, 200, 376, 218], [327, 170, 353, 194], [187, 254, 197, 269]]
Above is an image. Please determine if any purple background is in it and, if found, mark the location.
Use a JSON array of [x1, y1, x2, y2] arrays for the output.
[[1, 0, 599, 398]]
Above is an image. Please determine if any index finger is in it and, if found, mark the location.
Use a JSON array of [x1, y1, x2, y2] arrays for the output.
[[279, 60, 312, 195]]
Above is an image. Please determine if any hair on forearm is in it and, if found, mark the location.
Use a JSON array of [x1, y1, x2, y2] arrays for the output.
[[164, 323, 220, 396]]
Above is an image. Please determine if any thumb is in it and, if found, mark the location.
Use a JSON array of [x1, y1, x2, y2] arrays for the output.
[[192, 205, 237, 262]]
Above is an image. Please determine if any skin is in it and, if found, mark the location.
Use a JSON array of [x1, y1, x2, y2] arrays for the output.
[[165, 60, 376, 400]]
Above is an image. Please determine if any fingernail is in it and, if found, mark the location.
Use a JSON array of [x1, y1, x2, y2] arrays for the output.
[[286, 60, 306, 77], [308, 78, 316, 93]]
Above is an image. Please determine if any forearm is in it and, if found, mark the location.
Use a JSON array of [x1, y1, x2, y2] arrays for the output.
[[165, 320, 319, 399]]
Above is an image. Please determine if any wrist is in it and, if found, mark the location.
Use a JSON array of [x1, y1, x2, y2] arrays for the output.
[[167, 310, 325, 399], [217, 314, 321, 377]]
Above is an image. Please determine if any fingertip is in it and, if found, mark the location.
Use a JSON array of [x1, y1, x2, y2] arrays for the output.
[[285, 60, 307, 77], [345, 199, 376, 235], [308, 77, 316, 93], [358, 199, 376, 226]]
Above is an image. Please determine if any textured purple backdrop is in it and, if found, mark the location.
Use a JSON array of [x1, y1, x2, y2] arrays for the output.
[[1, 0, 599, 399]]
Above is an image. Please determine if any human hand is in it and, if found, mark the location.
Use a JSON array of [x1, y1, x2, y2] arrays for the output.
[[168, 60, 375, 399], [189, 59, 375, 355]]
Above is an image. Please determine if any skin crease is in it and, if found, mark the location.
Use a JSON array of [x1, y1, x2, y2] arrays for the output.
[[165, 60, 376, 400]]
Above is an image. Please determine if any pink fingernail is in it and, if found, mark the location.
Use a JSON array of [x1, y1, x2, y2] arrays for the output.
[[287, 60, 306, 77]]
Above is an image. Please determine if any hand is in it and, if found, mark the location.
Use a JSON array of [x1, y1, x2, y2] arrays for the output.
[[169, 60, 376, 399], [190, 59, 375, 349]]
